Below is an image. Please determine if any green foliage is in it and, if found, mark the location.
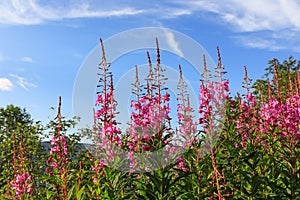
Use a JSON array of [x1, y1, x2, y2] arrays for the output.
[[0, 105, 45, 197], [0, 56, 299, 199], [252, 56, 300, 100]]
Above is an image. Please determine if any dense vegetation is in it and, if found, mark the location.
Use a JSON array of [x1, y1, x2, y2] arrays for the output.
[[0, 39, 299, 199]]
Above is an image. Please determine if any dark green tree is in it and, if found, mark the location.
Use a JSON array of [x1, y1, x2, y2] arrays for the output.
[[0, 105, 45, 198], [252, 56, 300, 101]]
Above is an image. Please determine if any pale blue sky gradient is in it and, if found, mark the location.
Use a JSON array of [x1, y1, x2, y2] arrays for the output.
[[0, 0, 299, 126]]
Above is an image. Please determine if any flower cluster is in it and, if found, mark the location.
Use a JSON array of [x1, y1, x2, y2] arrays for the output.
[[260, 94, 300, 142], [235, 93, 260, 148], [129, 94, 171, 151], [46, 134, 68, 174], [199, 59, 229, 136], [235, 66, 300, 149], [11, 173, 33, 199], [174, 157, 187, 172], [10, 133, 33, 200]]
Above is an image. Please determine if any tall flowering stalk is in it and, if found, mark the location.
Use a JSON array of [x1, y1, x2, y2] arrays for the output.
[[199, 51, 229, 146], [173, 65, 198, 172], [11, 133, 33, 200], [92, 38, 122, 183], [198, 48, 229, 199], [235, 66, 261, 148], [129, 69, 171, 152], [125, 39, 172, 172], [46, 96, 69, 199], [176, 65, 197, 148]]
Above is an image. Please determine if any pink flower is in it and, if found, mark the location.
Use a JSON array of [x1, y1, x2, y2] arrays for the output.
[[162, 93, 170, 102], [141, 145, 152, 151], [27, 187, 33, 195], [50, 162, 58, 169], [11, 173, 33, 199], [96, 94, 103, 106], [50, 145, 60, 154], [279, 154, 283, 158]]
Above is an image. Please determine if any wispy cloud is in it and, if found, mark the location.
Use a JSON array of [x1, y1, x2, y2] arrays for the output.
[[164, 30, 184, 57], [21, 56, 34, 63], [0, 0, 145, 25], [233, 35, 283, 51], [2, 0, 300, 33], [158, 8, 192, 19], [1, 0, 300, 52], [0, 78, 13, 91], [175, 0, 300, 32], [173, 0, 300, 52], [231, 28, 300, 52], [10, 74, 37, 90]]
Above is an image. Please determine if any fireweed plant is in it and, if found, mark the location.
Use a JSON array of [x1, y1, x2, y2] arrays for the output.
[[124, 39, 173, 172], [91, 38, 231, 198], [10, 133, 33, 199], [45, 96, 69, 199], [0, 37, 299, 199]]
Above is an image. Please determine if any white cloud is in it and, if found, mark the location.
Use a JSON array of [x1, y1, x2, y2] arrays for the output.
[[0, 78, 13, 91], [233, 35, 283, 51], [175, 0, 300, 32], [1, 0, 300, 52], [10, 74, 37, 90], [66, 6, 144, 19], [21, 56, 33, 63], [0, 0, 145, 25], [164, 30, 184, 57], [1, 0, 300, 32], [232, 28, 300, 52], [158, 8, 192, 19], [172, 0, 300, 51]]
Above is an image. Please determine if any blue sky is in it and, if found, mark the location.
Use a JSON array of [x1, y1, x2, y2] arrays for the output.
[[0, 0, 300, 129]]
